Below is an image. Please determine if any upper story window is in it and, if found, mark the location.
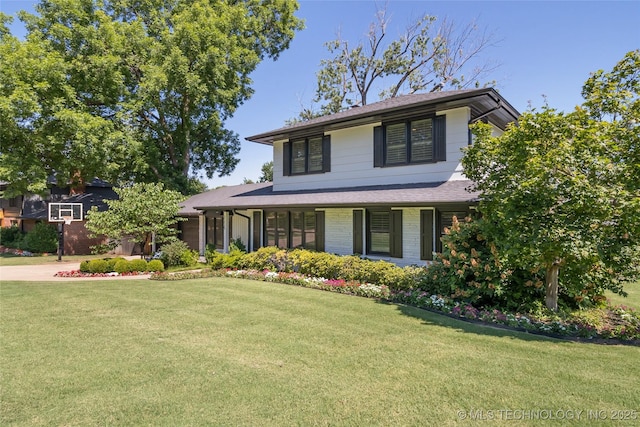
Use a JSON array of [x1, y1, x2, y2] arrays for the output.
[[374, 115, 446, 167], [283, 135, 331, 176]]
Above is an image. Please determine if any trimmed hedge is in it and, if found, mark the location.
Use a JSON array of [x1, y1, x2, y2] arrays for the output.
[[79, 257, 164, 273], [207, 246, 425, 292]]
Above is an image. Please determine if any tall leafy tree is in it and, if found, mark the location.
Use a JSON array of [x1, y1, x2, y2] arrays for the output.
[[463, 51, 640, 311], [85, 182, 186, 255], [258, 160, 273, 182], [0, 1, 303, 195], [295, 7, 497, 120]]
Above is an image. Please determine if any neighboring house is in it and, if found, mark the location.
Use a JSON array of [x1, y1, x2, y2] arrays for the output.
[[2, 178, 120, 255], [179, 88, 519, 266], [0, 182, 23, 228]]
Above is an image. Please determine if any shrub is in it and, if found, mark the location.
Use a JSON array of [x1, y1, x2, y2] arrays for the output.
[[79, 260, 91, 272], [0, 226, 24, 248], [147, 259, 165, 272], [87, 259, 109, 274], [114, 259, 133, 273], [418, 217, 546, 311], [129, 259, 149, 272], [161, 240, 198, 267], [106, 257, 127, 271], [241, 246, 284, 271], [22, 222, 58, 253]]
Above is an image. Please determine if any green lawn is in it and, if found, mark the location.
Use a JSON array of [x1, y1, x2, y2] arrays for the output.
[[0, 253, 107, 266], [1, 278, 638, 426], [607, 281, 640, 309]]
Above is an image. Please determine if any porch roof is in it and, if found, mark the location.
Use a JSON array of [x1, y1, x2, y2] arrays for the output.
[[179, 180, 479, 215]]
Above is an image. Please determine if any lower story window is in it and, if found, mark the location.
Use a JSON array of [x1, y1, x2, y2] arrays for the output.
[[366, 209, 402, 258], [206, 214, 230, 250], [265, 211, 289, 248], [264, 210, 324, 251]]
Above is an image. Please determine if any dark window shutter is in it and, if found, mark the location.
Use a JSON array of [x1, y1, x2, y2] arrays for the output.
[[390, 210, 403, 258], [322, 135, 331, 172], [315, 211, 325, 252], [373, 126, 384, 167], [283, 141, 291, 176], [420, 210, 434, 260], [353, 210, 363, 254], [252, 211, 261, 251], [433, 115, 446, 162]]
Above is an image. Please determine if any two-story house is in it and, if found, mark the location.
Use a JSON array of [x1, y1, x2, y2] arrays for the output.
[[179, 88, 518, 265]]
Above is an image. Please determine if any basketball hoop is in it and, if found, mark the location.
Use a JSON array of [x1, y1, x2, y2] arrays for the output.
[[62, 216, 73, 225]]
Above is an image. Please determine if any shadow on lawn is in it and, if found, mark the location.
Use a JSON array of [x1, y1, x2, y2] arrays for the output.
[[377, 300, 636, 346]]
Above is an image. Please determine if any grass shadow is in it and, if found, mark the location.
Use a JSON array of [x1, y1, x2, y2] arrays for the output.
[[376, 299, 638, 346]]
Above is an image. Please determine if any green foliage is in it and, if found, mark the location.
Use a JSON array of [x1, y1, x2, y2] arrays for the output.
[[85, 183, 186, 252], [0, 0, 304, 195], [106, 257, 127, 272], [22, 222, 57, 253], [463, 51, 640, 311], [114, 260, 133, 274], [79, 260, 91, 273], [205, 240, 247, 269], [87, 259, 109, 274], [258, 161, 273, 182], [161, 240, 197, 268], [220, 247, 421, 293], [0, 226, 24, 248], [241, 246, 284, 271], [147, 259, 164, 272], [129, 259, 149, 273], [419, 217, 552, 311]]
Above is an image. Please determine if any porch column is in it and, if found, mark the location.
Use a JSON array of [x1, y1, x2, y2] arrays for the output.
[[223, 210, 230, 253], [198, 214, 206, 256]]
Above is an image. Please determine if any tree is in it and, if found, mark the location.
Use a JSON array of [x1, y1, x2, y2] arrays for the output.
[[463, 51, 640, 311], [1, 1, 304, 195], [296, 7, 497, 120], [85, 182, 186, 256], [0, 13, 133, 196], [258, 161, 273, 182]]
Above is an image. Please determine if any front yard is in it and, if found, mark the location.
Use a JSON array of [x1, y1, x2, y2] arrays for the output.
[[1, 278, 639, 426]]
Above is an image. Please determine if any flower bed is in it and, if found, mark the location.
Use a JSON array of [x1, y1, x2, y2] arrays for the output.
[[150, 268, 639, 344], [54, 270, 149, 278]]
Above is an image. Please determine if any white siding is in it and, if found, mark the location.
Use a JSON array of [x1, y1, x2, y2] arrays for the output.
[[230, 210, 250, 248], [273, 107, 472, 192]]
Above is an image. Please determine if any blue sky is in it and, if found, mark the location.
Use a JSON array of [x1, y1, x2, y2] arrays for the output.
[[2, 0, 639, 188]]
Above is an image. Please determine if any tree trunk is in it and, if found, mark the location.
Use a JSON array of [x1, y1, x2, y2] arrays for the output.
[[545, 263, 560, 311]]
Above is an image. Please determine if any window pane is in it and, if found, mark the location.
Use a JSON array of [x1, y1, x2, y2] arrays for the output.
[[304, 211, 316, 250], [411, 119, 433, 162], [214, 217, 223, 249], [304, 232, 315, 250], [308, 137, 323, 172], [276, 211, 289, 248], [370, 211, 390, 253], [265, 211, 277, 246], [292, 140, 306, 174], [385, 123, 406, 164], [291, 211, 303, 248], [370, 232, 389, 253]]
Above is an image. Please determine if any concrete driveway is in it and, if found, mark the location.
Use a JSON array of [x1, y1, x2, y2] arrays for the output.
[[0, 259, 151, 281]]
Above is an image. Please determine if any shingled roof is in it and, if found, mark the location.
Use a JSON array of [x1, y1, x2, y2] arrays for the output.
[[246, 88, 519, 144], [179, 180, 479, 215]]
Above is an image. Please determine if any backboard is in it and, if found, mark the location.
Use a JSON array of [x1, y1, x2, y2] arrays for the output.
[[49, 202, 83, 224]]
